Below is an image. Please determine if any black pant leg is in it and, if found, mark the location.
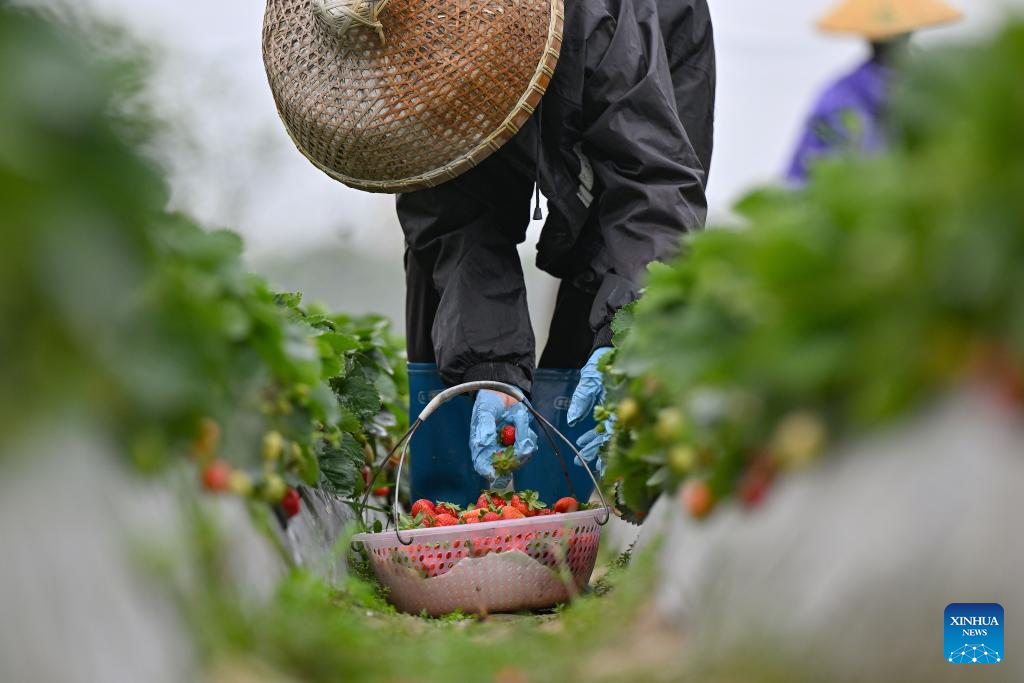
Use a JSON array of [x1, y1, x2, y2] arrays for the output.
[[397, 148, 537, 389], [539, 279, 599, 369], [404, 245, 439, 363]]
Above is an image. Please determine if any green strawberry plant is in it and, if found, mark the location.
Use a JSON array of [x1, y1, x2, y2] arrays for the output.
[[0, 7, 407, 526], [600, 24, 1024, 521]]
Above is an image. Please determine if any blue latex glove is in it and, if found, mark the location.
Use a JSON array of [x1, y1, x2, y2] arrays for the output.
[[470, 390, 538, 487], [567, 347, 613, 476]]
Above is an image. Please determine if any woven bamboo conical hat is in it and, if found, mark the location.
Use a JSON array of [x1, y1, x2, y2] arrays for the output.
[[263, 0, 563, 193], [818, 0, 962, 39]]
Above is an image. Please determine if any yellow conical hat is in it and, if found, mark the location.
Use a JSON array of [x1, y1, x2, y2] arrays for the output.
[[818, 0, 962, 39]]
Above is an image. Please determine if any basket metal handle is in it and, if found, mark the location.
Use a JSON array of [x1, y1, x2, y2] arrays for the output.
[[388, 380, 611, 545], [417, 380, 526, 421]]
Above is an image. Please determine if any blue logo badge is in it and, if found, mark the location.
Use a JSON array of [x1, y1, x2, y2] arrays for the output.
[[945, 603, 1003, 663]]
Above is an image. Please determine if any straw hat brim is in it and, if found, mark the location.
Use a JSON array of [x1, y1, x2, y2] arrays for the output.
[[817, 0, 962, 40], [264, 0, 563, 194]]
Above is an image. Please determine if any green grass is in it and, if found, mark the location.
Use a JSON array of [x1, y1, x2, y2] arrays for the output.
[[178, 511, 666, 683]]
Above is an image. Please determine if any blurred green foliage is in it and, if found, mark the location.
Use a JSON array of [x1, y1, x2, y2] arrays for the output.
[[603, 23, 1024, 519], [173, 509, 662, 683], [0, 6, 406, 506], [7, 4, 1024, 681]]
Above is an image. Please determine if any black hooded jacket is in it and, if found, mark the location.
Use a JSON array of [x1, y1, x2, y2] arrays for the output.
[[398, 0, 715, 392]]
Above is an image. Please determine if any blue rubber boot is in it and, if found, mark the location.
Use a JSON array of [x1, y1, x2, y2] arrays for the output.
[[513, 368, 596, 504], [407, 364, 597, 506], [408, 363, 488, 507]]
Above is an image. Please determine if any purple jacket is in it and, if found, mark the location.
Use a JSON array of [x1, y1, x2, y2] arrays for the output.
[[787, 58, 890, 183]]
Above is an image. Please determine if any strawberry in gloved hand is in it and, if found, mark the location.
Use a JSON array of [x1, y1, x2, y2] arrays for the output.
[[500, 425, 516, 447], [469, 390, 538, 488]]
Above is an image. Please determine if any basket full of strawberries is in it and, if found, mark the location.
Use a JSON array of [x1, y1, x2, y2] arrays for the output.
[[352, 381, 610, 616]]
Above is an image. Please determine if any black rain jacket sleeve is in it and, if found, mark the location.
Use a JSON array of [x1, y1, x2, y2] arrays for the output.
[[659, 0, 716, 180], [579, 0, 708, 349]]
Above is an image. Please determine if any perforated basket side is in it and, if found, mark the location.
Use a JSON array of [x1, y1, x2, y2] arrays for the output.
[[365, 518, 601, 579], [354, 508, 605, 615]]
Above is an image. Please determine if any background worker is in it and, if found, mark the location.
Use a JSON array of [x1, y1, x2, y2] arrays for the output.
[[787, 0, 962, 182]]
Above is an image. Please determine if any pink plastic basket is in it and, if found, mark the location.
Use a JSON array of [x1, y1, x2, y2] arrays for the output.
[[354, 509, 605, 615], [353, 381, 611, 616]]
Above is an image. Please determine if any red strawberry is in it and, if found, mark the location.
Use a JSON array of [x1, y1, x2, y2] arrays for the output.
[[477, 492, 505, 509], [553, 497, 579, 514], [411, 499, 435, 517], [740, 478, 771, 509], [434, 513, 458, 527], [482, 511, 501, 523], [361, 465, 372, 487], [435, 502, 462, 517], [421, 512, 436, 528], [989, 354, 1024, 408], [738, 454, 776, 509], [537, 509, 555, 516], [971, 343, 1024, 408], [501, 507, 525, 520], [518, 490, 547, 516], [500, 425, 516, 447], [461, 509, 485, 524], [281, 487, 301, 518], [373, 485, 391, 497], [509, 495, 529, 516], [1002, 368, 1024, 407], [681, 480, 714, 519], [201, 460, 231, 492]]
